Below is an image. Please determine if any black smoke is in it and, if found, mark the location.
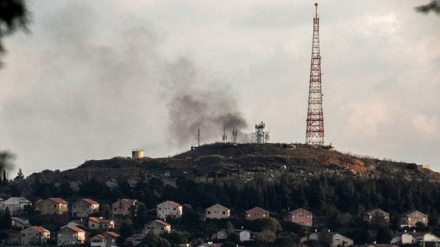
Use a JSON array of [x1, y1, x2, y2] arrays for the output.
[[166, 58, 248, 147]]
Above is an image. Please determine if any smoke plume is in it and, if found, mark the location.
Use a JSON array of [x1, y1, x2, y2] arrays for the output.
[[165, 58, 248, 147]]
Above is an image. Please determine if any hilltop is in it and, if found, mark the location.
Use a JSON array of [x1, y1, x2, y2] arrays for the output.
[[16, 142, 439, 194]]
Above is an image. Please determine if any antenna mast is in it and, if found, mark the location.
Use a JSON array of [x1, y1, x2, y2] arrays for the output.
[[305, 2, 325, 145]]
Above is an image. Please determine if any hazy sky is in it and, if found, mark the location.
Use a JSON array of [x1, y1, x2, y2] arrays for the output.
[[0, 0, 439, 176]]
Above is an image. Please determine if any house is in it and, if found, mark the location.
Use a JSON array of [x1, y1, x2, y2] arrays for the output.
[[3, 197, 32, 215], [144, 220, 172, 235], [105, 231, 120, 247], [197, 243, 223, 247], [205, 204, 230, 219], [111, 199, 138, 216], [245, 206, 269, 220], [21, 226, 50, 246], [91, 232, 120, 247], [91, 234, 106, 247], [35, 198, 68, 215], [11, 217, 31, 229], [391, 232, 415, 245], [363, 244, 398, 247], [363, 208, 390, 223], [301, 232, 353, 247], [88, 217, 115, 230], [285, 208, 313, 227], [411, 232, 440, 245], [399, 210, 428, 227], [57, 225, 86, 246], [72, 198, 100, 218], [157, 200, 183, 219], [234, 230, 254, 242], [211, 230, 228, 240]]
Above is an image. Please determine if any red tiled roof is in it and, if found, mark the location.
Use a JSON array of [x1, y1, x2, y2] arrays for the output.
[[166, 200, 183, 207], [122, 199, 137, 205], [89, 217, 113, 224], [68, 226, 85, 233], [246, 206, 269, 214], [50, 198, 68, 204], [34, 226, 49, 233], [290, 208, 312, 214], [155, 220, 171, 227], [93, 234, 105, 239], [364, 208, 389, 215], [82, 198, 99, 205], [106, 231, 120, 238]]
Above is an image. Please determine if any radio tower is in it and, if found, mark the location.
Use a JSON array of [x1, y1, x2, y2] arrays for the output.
[[305, 2, 324, 145]]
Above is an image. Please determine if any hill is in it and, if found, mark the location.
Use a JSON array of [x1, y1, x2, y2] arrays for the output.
[[8, 142, 438, 200]]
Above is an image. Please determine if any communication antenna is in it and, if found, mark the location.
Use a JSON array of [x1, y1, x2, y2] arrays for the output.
[[232, 127, 238, 144], [305, 2, 325, 145], [222, 126, 228, 142], [197, 129, 201, 147]]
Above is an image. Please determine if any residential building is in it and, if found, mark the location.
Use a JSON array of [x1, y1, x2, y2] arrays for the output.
[[205, 204, 230, 219], [3, 197, 32, 215], [157, 200, 183, 219], [144, 220, 172, 235], [72, 198, 100, 218], [301, 232, 353, 247], [285, 208, 313, 227], [412, 232, 440, 245], [399, 210, 428, 227], [21, 226, 50, 246], [211, 230, 228, 240], [235, 230, 253, 242], [392, 231, 440, 245], [245, 206, 269, 220], [105, 231, 120, 247], [111, 199, 138, 216], [57, 225, 86, 246], [363, 208, 390, 223], [91, 234, 106, 247], [11, 217, 31, 229], [88, 217, 115, 230], [391, 232, 415, 245], [35, 198, 68, 215]]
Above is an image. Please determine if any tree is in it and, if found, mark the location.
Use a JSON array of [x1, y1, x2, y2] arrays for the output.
[[15, 168, 24, 180], [376, 226, 393, 244], [0, 0, 29, 63]]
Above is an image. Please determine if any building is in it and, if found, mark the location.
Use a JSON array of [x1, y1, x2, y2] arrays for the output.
[[399, 210, 428, 227], [35, 198, 68, 215], [91, 234, 107, 247], [111, 199, 138, 216], [57, 225, 86, 246], [157, 200, 183, 219], [205, 204, 230, 219], [285, 208, 313, 227], [363, 208, 390, 223], [90, 232, 120, 247], [21, 226, 50, 246], [392, 232, 440, 246], [144, 220, 172, 235], [245, 207, 269, 220], [301, 232, 353, 247], [211, 230, 228, 240], [72, 198, 100, 218], [11, 217, 31, 229], [3, 197, 32, 215], [88, 217, 115, 230]]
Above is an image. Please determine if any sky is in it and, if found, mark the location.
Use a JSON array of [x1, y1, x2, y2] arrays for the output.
[[0, 0, 439, 177]]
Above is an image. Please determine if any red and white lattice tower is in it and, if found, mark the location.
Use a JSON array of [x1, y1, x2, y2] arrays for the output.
[[305, 3, 324, 145]]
